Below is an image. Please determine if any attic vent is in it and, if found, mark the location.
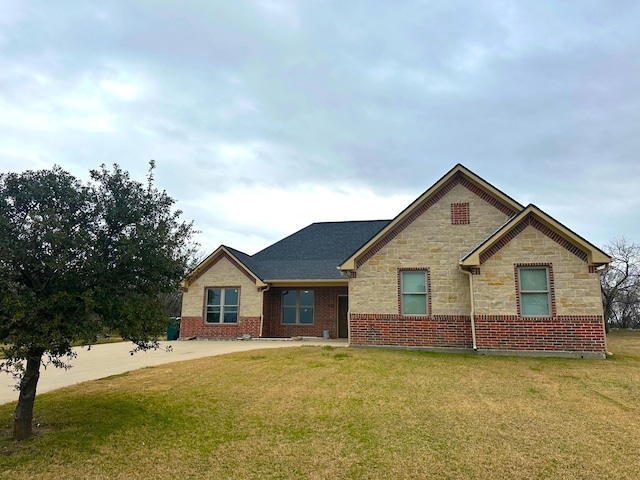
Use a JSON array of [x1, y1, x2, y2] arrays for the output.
[[451, 203, 470, 225]]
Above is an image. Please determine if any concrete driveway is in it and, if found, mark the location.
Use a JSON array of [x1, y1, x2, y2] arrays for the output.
[[0, 338, 346, 405]]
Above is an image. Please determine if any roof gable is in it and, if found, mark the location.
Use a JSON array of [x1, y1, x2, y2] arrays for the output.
[[184, 220, 390, 284], [460, 205, 611, 267], [339, 164, 524, 270], [182, 246, 266, 289]]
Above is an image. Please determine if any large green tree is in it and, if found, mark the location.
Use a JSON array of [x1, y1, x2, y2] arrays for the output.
[[0, 162, 197, 440]]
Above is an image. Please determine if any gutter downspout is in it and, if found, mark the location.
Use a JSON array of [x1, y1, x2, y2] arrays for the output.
[[259, 283, 271, 338], [338, 267, 355, 346], [595, 264, 612, 356], [459, 265, 478, 352]]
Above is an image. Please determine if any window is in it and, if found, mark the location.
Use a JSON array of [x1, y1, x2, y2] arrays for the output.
[[282, 290, 314, 324], [518, 267, 551, 316], [205, 288, 239, 323], [401, 271, 428, 315]]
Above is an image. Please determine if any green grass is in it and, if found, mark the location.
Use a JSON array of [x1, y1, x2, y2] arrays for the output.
[[1, 331, 640, 479]]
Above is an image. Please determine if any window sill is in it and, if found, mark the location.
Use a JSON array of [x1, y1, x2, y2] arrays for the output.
[[399, 314, 431, 320]]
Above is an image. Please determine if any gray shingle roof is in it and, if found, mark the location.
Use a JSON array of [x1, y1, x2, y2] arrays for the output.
[[227, 220, 390, 280], [224, 246, 263, 279]]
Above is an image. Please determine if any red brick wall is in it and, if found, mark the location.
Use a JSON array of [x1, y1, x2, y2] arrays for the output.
[[350, 313, 606, 354], [474, 315, 606, 352], [180, 316, 261, 339], [349, 314, 473, 348], [263, 286, 347, 338]]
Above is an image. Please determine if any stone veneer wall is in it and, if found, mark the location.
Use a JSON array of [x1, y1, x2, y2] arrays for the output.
[[472, 224, 606, 354], [349, 183, 511, 317], [473, 225, 603, 316], [180, 255, 262, 339], [348, 180, 606, 355], [349, 185, 508, 315], [349, 182, 511, 349]]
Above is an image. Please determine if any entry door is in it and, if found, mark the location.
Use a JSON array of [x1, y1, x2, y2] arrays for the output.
[[337, 296, 349, 339]]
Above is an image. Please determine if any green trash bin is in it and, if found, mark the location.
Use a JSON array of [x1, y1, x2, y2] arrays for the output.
[[167, 317, 180, 341]]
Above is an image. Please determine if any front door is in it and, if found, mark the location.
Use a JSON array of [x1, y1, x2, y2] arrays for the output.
[[337, 295, 349, 339]]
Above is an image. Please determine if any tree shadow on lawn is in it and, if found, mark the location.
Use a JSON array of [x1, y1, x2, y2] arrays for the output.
[[0, 389, 176, 463]]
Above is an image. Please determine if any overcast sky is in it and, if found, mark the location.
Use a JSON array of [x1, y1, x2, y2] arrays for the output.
[[1, 1, 639, 255]]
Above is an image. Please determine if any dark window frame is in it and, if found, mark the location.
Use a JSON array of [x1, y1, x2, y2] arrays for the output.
[[281, 289, 315, 325], [204, 287, 240, 324]]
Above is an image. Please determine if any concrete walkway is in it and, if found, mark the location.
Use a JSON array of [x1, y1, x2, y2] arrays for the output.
[[0, 339, 346, 405]]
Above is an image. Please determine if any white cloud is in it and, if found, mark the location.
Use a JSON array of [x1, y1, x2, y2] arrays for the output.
[[99, 80, 139, 101], [185, 182, 414, 254], [1, 0, 639, 250], [257, 0, 301, 29]]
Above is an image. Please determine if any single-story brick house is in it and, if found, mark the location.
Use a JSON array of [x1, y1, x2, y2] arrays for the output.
[[181, 164, 611, 358]]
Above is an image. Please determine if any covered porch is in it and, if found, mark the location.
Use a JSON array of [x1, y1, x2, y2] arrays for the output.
[[261, 283, 349, 339]]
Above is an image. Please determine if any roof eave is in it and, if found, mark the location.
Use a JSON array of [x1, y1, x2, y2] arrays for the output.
[[266, 279, 349, 287], [339, 258, 356, 271]]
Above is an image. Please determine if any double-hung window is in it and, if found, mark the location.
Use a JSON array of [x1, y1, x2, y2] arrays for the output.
[[282, 290, 314, 324], [205, 288, 239, 323], [401, 271, 428, 315], [518, 267, 551, 316]]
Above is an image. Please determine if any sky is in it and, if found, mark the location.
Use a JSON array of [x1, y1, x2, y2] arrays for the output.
[[1, 0, 639, 256]]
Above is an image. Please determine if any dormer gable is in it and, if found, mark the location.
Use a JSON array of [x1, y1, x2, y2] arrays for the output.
[[460, 204, 611, 268], [182, 245, 266, 291]]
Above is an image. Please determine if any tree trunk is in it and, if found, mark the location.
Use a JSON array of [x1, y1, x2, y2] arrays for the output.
[[13, 350, 43, 440], [602, 293, 613, 334]]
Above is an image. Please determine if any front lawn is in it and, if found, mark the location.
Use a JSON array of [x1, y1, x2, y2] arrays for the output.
[[1, 331, 639, 479]]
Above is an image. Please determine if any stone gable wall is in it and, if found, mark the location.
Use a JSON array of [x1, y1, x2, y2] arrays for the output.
[[180, 256, 262, 338], [182, 256, 261, 318], [470, 224, 606, 355], [474, 225, 604, 316], [349, 184, 511, 316]]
